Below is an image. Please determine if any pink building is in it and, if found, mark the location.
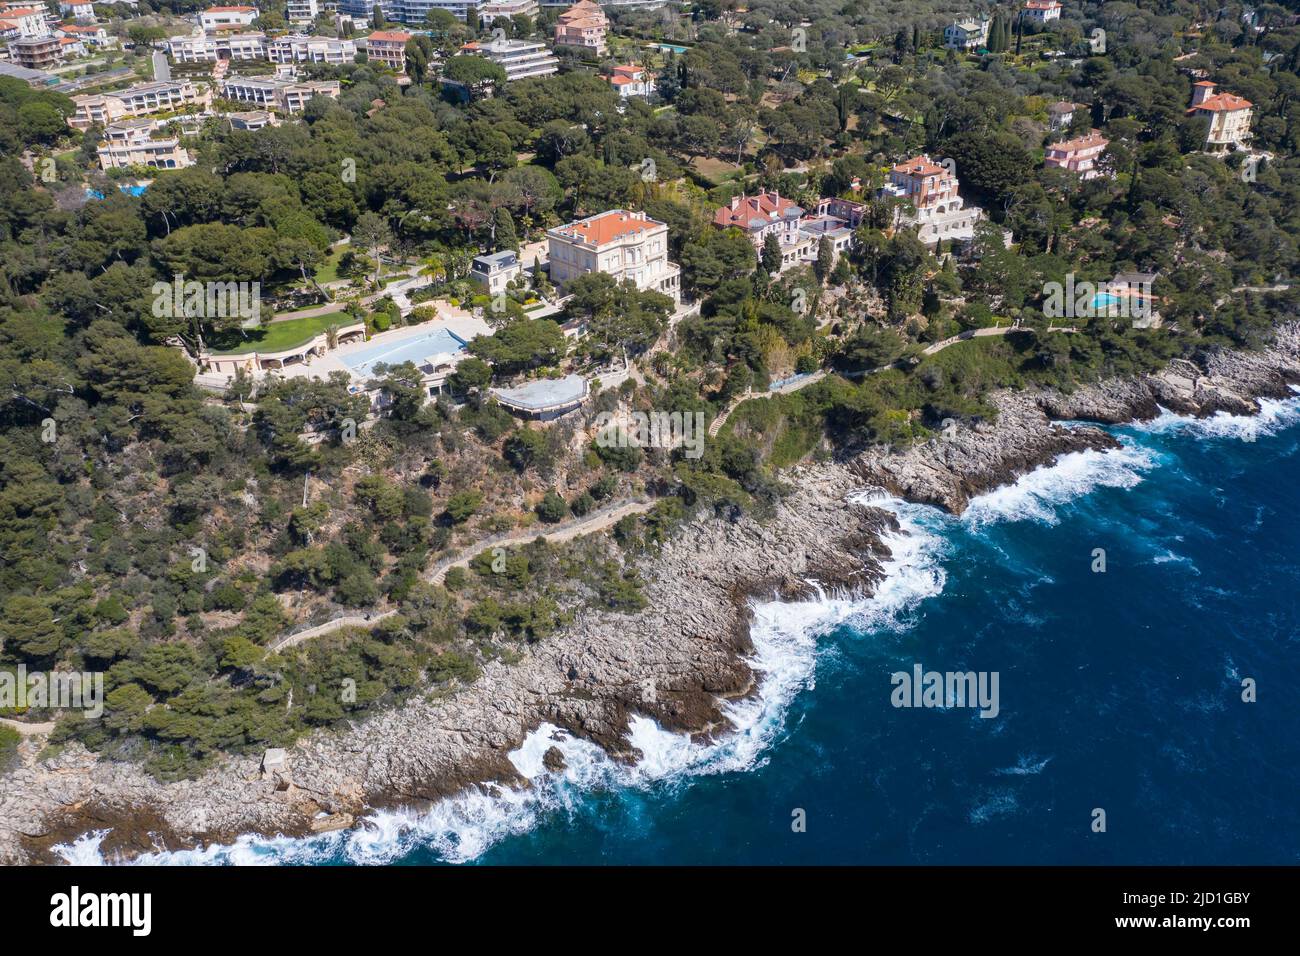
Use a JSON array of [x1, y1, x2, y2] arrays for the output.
[[554, 0, 607, 56], [1044, 129, 1109, 179], [878, 154, 985, 247]]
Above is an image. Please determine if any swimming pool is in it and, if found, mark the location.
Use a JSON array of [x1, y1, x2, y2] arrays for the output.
[[85, 184, 149, 200], [340, 328, 467, 380], [1091, 292, 1123, 308]]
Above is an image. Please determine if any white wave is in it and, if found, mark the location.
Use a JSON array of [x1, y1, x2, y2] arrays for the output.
[[54, 830, 112, 865], [994, 754, 1053, 776], [1152, 549, 1199, 573], [961, 442, 1160, 527], [55, 497, 947, 867], [1132, 391, 1300, 443]]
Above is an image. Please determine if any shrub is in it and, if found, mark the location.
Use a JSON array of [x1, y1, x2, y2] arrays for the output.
[[535, 490, 567, 523]]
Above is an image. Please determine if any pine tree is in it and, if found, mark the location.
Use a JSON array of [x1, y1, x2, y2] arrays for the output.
[[761, 232, 783, 275]]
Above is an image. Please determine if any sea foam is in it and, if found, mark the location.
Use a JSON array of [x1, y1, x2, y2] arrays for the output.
[[961, 442, 1160, 528], [1132, 390, 1300, 443]]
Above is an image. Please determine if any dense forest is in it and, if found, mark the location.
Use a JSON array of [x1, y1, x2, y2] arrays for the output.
[[1, 0, 1296, 776]]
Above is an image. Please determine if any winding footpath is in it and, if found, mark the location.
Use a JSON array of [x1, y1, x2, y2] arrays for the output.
[[707, 324, 1078, 437], [0, 717, 56, 736], [266, 497, 656, 653]]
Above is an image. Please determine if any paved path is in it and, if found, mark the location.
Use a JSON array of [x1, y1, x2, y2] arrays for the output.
[[707, 370, 828, 436], [0, 717, 56, 736], [707, 325, 1080, 437], [268, 498, 656, 652]]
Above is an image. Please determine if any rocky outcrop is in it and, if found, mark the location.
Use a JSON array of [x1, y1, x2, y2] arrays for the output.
[[1039, 328, 1300, 423], [852, 391, 1121, 514], [853, 326, 1300, 515]]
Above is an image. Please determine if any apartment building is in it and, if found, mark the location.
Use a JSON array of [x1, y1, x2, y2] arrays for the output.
[[943, 17, 990, 50], [879, 154, 985, 248], [478, 0, 537, 25], [168, 30, 269, 61], [96, 119, 193, 171], [375, 0, 475, 22], [607, 64, 654, 98], [69, 79, 211, 129], [554, 0, 607, 55], [59, 1, 95, 20], [1188, 81, 1253, 152], [268, 33, 356, 64], [221, 74, 340, 112], [1044, 129, 1109, 179], [366, 29, 410, 71], [548, 209, 681, 303], [8, 35, 61, 69], [336, 0, 383, 20], [199, 5, 259, 30], [287, 0, 319, 24], [1022, 0, 1061, 23], [462, 37, 558, 82], [0, 6, 49, 38]]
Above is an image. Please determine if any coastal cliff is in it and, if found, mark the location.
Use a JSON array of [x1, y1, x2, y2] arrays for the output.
[[4, 326, 1299, 865]]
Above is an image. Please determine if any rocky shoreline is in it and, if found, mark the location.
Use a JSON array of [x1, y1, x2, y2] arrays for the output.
[[4, 326, 1299, 865]]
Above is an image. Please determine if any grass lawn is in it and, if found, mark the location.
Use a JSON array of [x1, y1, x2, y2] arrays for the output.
[[691, 156, 743, 186], [314, 246, 347, 284], [207, 312, 353, 355]]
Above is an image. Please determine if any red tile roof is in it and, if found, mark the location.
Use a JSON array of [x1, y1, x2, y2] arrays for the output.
[[1191, 91, 1252, 112], [713, 191, 802, 230], [556, 210, 661, 246], [892, 155, 946, 177], [1048, 130, 1109, 153]]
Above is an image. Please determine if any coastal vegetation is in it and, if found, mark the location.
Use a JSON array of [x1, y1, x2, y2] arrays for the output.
[[1, 0, 1297, 778]]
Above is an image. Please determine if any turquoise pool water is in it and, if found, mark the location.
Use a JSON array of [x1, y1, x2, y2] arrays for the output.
[[341, 328, 467, 380]]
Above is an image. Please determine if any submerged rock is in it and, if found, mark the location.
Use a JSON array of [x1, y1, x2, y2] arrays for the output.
[[542, 747, 566, 772]]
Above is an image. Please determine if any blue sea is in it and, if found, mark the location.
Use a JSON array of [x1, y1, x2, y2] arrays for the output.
[[63, 396, 1300, 865]]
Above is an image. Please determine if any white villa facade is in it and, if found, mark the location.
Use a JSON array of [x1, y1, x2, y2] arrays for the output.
[[547, 209, 681, 303]]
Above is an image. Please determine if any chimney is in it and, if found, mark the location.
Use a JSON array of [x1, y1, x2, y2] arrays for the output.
[[730, 195, 742, 211], [1191, 82, 1214, 107]]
